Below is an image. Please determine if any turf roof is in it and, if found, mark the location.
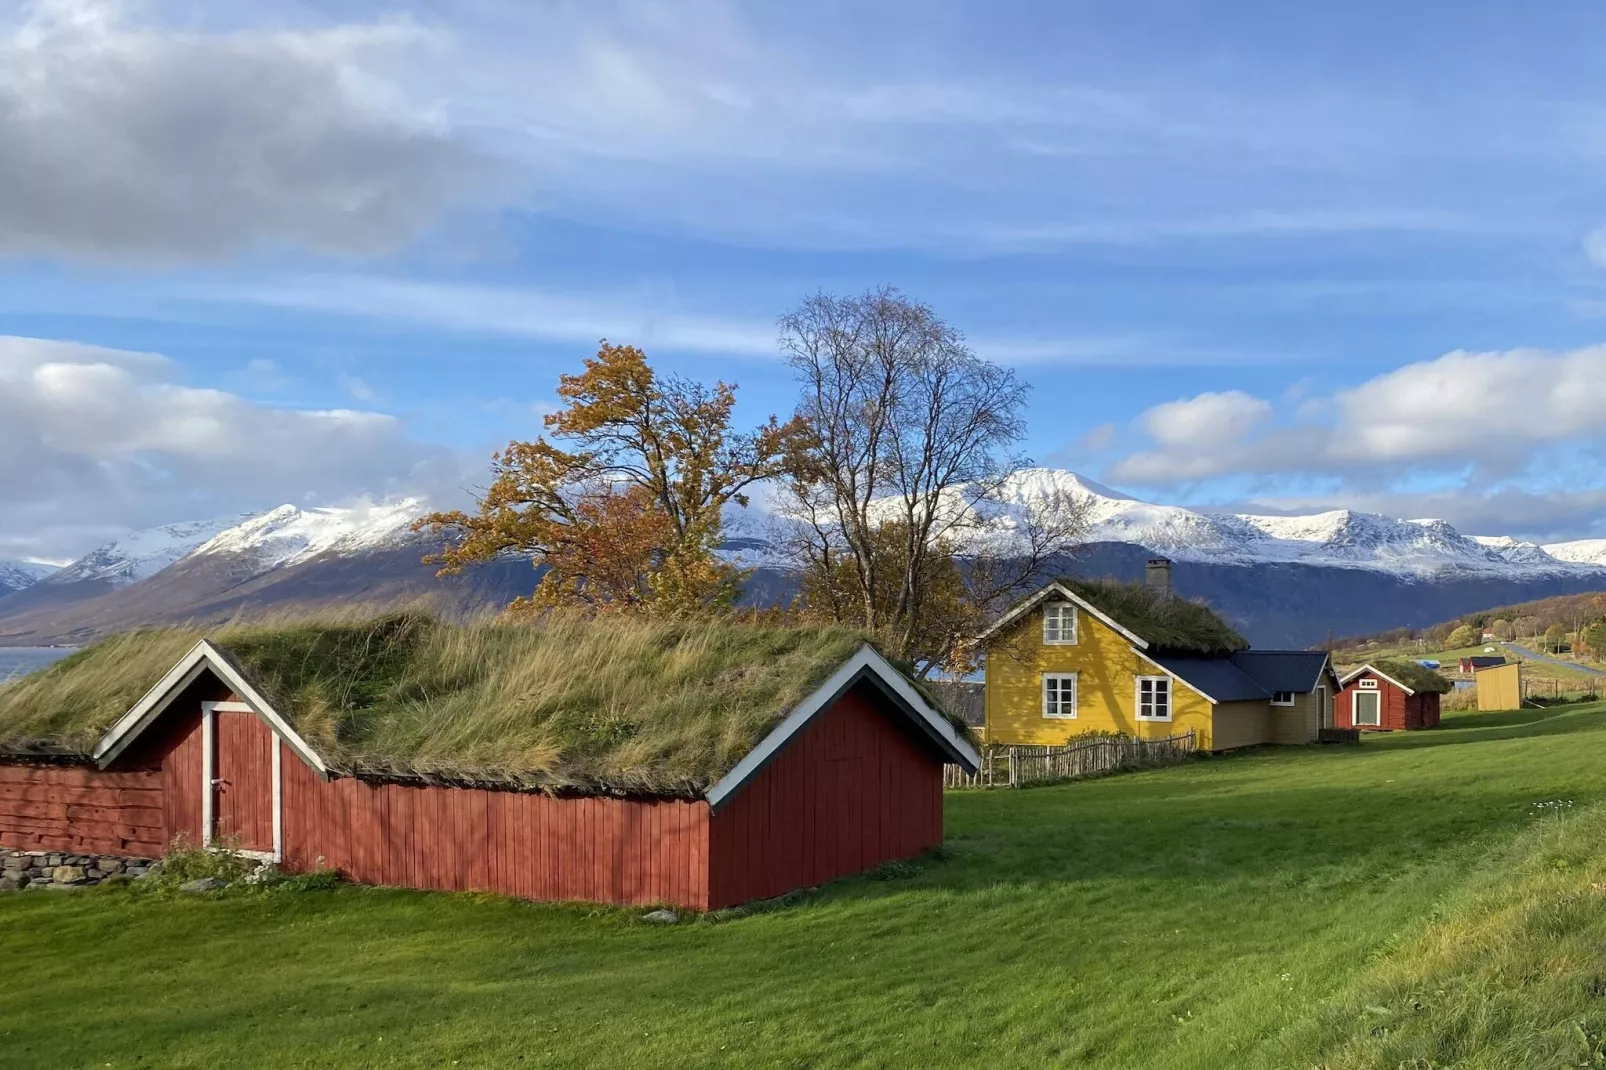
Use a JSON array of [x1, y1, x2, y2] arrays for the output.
[[1061, 579, 1248, 656], [1367, 659, 1455, 694], [0, 614, 965, 796]]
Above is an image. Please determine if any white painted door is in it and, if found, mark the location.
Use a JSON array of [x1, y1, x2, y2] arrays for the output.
[[1353, 691, 1381, 727]]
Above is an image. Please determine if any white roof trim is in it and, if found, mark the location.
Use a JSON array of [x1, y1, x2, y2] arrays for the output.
[[1336, 664, 1415, 696], [976, 581, 1150, 649], [703, 644, 981, 812], [92, 640, 329, 775], [1130, 647, 1220, 705]]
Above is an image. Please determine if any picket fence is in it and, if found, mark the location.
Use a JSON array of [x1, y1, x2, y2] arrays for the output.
[[944, 730, 1196, 789]]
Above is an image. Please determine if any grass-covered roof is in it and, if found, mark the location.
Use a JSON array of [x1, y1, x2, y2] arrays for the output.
[[1370, 659, 1455, 694], [0, 614, 963, 796], [1062, 579, 1248, 656]]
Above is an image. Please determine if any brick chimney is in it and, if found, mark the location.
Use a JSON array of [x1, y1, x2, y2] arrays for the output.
[[1145, 557, 1173, 598]]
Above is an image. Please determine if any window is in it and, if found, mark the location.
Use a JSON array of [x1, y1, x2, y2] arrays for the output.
[[1358, 678, 1379, 689], [1270, 690, 1296, 706], [1042, 602, 1076, 645], [1135, 676, 1171, 721], [1042, 673, 1078, 719]]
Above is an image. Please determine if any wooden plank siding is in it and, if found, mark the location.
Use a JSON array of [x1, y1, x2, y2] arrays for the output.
[[707, 685, 943, 908], [1335, 671, 1431, 731], [0, 765, 165, 856]]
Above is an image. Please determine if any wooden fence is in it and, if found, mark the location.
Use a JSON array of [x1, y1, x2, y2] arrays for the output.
[[944, 730, 1196, 789], [1521, 676, 1603, 702]]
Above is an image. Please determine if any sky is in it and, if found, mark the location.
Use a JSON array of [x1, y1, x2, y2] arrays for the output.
[[8, 0, 1606, 562]]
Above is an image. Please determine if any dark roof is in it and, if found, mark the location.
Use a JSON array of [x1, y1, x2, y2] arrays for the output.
[[1228, 650, 1332, 694], [1462, 655, 1506, 668], [1147, 655, 1270, 702]]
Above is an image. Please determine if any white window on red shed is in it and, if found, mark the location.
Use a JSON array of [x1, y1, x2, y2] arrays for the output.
[[1358, 678, 1379, 689]]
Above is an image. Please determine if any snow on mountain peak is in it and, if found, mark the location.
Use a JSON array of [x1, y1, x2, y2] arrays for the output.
[[191, 499, 429, 570], [1541, 539, 1606, 567], [0, 558, 58, 592], [42, 515, 258, 588]]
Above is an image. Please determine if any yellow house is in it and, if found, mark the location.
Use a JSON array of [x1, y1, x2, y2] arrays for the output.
[[978, 569, 1338, 751]]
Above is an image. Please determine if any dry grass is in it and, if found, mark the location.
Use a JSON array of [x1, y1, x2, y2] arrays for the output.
[[0, 613, 941, 794], [1063, 578, 1248, 655]]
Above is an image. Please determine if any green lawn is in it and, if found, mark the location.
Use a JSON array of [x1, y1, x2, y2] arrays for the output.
[[7, 706, 1606, 1068]]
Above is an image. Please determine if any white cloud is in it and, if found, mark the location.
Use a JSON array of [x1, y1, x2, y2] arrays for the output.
[[201, 275, 781, 356], [0, 0, 490, 262], [1109, 343, 1606, 485], [0, 335, 471, 560]]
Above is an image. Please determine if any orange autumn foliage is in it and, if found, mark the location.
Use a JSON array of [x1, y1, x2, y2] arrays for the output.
[[417, 342, 808, 614]]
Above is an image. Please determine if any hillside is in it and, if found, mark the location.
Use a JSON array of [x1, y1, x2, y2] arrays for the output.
[[4, 705, 1606, 1067]]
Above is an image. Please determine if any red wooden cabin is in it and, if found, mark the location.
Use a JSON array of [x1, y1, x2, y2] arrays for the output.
[[1335, 663, 1446, 732], [0, 641, 978, 910]]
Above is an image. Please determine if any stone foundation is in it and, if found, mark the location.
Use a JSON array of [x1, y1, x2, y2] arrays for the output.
[[1, 850, 160, 891]]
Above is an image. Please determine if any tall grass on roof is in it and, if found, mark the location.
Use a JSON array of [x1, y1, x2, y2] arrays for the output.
[[1062, 578, 1247, 655], [1371, 659, 1455, 694], [0, 612, 930, 795]]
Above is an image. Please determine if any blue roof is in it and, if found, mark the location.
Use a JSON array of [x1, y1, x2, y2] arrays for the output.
[[1149, 650, 1332, 703]]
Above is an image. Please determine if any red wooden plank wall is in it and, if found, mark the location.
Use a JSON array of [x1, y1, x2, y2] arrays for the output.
[[162, 706, 205, 847], [707, 684, 944, 909], [278, 755, 713, 909], [0, 764, 165, 856]]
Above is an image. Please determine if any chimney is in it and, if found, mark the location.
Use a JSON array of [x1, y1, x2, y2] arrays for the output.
[[1145, 557, 1173, 598]]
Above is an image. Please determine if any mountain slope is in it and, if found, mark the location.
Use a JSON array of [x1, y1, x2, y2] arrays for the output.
[[0, 559, 57, 596], [5, 472, 1606, 648]]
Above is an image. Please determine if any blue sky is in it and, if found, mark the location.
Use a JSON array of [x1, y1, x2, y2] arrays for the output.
[[7, 0, 1606, 559]]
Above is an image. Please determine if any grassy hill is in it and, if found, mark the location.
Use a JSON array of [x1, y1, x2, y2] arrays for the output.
[[6, 706, 1606, 1067]]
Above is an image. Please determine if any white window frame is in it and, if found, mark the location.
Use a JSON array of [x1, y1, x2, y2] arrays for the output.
[[1270, 690, 1297, 706], [200, 700, 283, 863], [1358, 678, 1379, 689], [1042, 673, 1079, 719], [1042, 602, 1077, 645], [1134, 675, 1173, 722]]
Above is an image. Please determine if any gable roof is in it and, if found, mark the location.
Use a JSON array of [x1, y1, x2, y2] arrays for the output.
[[0, 615, 978, 798], [1229, 650, 1334, 694], [1338, 660, 1454, 695], [978, 579, 1247, 656], [1146, 654, 1269, 703]]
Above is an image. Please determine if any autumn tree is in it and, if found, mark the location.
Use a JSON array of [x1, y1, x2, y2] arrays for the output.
[[1446, 623, 1480, 648], [778, 287, 1088, 674], [1513, 615, 1540, 642], [1544, 623, 1569, 653], [1490, 619, 1514, 641], [417, 342, 805, 613], [1582, 619, 1606, 662]]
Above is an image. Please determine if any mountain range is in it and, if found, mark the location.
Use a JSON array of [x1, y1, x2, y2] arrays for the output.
[[3, 468, 1606, 648]]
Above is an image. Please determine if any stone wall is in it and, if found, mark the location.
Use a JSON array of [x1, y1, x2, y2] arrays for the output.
[[1, 849, 160, 891]]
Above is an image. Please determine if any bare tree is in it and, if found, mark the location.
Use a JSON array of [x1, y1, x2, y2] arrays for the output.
[[779, 286, 1088, 673]]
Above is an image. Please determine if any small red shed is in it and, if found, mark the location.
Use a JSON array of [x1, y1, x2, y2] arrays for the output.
[[0, 622, 979, 909], [1335, 661, 1452, 732]]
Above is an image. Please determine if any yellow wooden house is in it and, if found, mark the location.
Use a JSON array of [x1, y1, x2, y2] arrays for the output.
[[977, 565, 1338, 751]]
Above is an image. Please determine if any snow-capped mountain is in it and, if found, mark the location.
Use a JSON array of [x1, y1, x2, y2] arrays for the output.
[[37, 515, 256, 589], [1541, 539, 1606, 568], [0, 559, 57, 594], [910, 468, 1605, 578], [190, 500, 428, 571]]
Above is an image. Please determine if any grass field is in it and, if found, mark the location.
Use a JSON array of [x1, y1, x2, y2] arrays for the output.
[[7, 705, 1606, 1068]]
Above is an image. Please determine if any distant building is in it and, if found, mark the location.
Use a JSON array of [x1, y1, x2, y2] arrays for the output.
[[1459, 655, 1507, 673]]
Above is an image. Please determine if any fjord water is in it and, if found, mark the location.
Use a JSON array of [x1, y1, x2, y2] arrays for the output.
[[0, 647, 73, 683]]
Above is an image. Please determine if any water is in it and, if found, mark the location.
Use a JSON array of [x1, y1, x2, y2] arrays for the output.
[[0, 647, 76, 683]]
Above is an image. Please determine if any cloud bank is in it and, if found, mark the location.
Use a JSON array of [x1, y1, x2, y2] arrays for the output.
[[0, 335, 470, 560], [0, 0, 489, 262]]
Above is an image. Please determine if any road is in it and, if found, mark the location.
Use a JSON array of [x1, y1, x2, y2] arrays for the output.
[[1502, 641, 1606, 677]]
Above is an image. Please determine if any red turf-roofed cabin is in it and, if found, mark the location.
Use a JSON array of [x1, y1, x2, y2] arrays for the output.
[[0, 635, 979, 910], [1335, 662, 1449, 732]]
